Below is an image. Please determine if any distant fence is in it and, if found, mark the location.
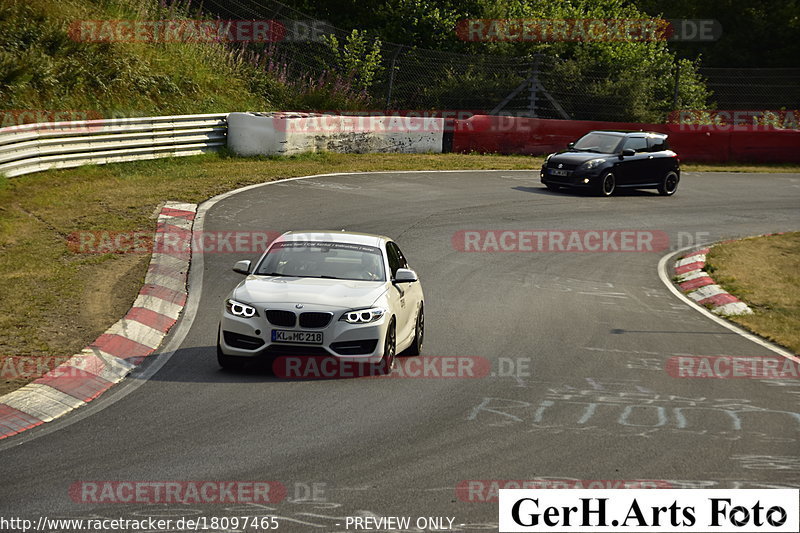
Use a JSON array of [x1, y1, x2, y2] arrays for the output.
[[0, 114, 227, 178]]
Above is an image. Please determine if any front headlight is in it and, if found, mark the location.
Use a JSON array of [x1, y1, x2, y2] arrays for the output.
[[340, 307, 386, 324], [577, 158, 606, 171], [226, 299, 258, 318]]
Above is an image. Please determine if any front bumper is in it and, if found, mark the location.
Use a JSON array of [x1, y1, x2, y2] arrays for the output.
[[540, 166, 601, 188], [218, 305, 388, 364]]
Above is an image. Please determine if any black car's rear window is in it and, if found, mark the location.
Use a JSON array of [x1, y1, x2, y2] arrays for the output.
[[648, 137, 670, 151], [622, 137, 649, 152]]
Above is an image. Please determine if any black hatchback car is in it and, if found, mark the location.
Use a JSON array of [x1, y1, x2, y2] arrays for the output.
[[540, 131, 680, 196]]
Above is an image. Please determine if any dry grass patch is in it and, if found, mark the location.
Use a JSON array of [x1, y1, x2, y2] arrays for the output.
[[706, 232, 800, 354]]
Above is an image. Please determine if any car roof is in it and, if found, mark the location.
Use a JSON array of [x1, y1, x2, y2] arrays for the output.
[[588, 130, 668, 138], [277, 231, 390, 247]]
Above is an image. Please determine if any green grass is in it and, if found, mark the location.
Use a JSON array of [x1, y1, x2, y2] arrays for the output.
[[0, 0, 256, 116], [706, 233, 800, 354], [0, 0, 371, 122]]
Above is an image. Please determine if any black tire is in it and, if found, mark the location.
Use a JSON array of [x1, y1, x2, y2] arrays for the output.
[[545, 183, 560, 192], [405, 304, 424, 356], [597, 172, 616, 197], [658, 170, 679, 196], [380, 320, 396, 375]]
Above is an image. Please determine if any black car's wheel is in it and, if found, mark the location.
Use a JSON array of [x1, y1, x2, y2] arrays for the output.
[[658, 171, 679, 196], [380, 320, 397, 375], [405, 305, 424, 356], [545, 183, 560, 192], [598, 172, 616, 197]]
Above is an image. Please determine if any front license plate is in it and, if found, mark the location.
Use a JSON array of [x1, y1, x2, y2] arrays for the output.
[[272, 330, 323, 344], [550, 168, 570, 176]]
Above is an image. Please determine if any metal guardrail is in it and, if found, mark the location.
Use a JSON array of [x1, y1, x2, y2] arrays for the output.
[[0, 114, 228, 177]]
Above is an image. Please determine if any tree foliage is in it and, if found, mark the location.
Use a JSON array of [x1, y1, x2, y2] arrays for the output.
[[635, 0, 800, 67], [290, 0, 713, 120], [322, 30, 384, 92]]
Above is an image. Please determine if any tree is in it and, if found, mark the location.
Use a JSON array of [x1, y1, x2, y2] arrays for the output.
[[322, 29, 384, 92]]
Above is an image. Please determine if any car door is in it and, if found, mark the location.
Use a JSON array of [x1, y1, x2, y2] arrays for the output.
[[646, 136, 672, 183], [616, 136, 651, 186], [386, 241, 416, 346]]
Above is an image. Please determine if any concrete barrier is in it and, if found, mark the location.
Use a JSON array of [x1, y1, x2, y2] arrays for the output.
[[227, 112, 444, 156]]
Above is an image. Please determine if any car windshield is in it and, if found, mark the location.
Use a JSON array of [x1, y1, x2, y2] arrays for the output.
[[255, 241, 386, 281], [572, 132, 623, 154]]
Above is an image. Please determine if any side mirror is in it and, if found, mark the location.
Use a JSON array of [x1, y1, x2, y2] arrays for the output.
[[233, 260, 251, 275], [394, 268, 418, 283], [567, 142, 575, 149], [620, 148, 636, 158]]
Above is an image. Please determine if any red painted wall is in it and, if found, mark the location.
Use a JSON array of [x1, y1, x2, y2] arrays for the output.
[[451, 115, 800, 163]]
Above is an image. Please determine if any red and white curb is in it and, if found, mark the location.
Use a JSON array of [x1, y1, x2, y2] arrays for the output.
[[674, 247, 753, 316], [0, 201, 197, 440]]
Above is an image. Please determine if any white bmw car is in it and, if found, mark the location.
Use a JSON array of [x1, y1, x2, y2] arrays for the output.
[[217, 231, 424, 373]]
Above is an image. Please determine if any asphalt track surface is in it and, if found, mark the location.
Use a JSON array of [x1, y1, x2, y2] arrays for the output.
[[1, 170, 799, 532]]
